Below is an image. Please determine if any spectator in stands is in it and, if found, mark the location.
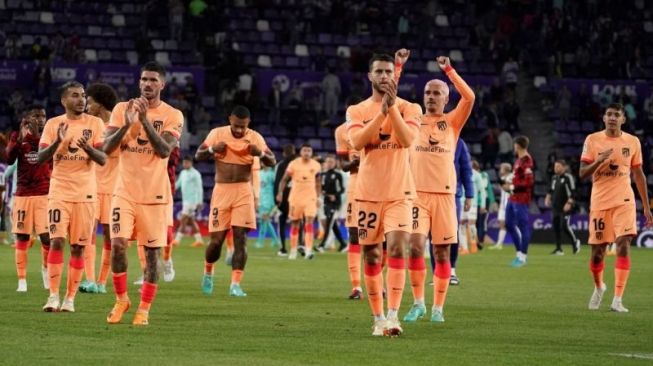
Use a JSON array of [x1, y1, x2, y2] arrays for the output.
[[644, 93, 653, 133], [116, 78, 129, 101], [502, 92, 520, 131], [220, 80, 237, 113], [498, 128, 513, 163], [267, 80, 282, 127], [31, 37, 50, 61], [184, 76, 199, 107], [557, 86, 572, 121], [481, 127, 499, 169], [321, 68, 341, 124], [284, 80, 304, 134], [311, 47, 327, 73], [502, 57, 518, 91], [398, 9, 410, 43], [169, 0, 185, 42], [4, 34, 21, 60], [49, 32, 66, 61], [33, 60, 51, 106], [274, 144, 297, 256]]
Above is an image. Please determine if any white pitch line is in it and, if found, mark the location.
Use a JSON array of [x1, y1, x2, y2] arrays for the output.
[[609, 353, 653, 360]]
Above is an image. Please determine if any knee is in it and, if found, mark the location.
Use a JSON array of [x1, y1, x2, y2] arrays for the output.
[[435, 247, 449, 263], [50, 238, 65, 250], [408, 242, 424, 258], [70, 244, 84, 257]]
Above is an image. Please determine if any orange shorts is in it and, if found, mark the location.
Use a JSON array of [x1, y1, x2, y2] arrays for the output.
[[344, 198, 359, 228], [47, 199, 95, 245], [412, 192, 458, 244], [12, 195, 48, 235], [289, 198, 318, 221], [356, 199, 412, 245], [588, 204, 637, 244], [209, 182, 255, 232], [111, 195, 168, 248], [95, 193, 112, 224], [166, 200, 173, 226]]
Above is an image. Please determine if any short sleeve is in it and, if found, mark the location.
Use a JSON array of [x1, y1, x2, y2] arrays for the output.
[[345, 105, 363, 131], [164, 109, 184, 138], [580, 136, 594, 164], [255, 132, 269, 153], [39, 118, 56, 148], [201, 128, 218, 148], [93, 118, 106, 148], [286, 160, 295, 176], [631, 137, 643, 168], [335, 126, 348, 156], [402, 103, 423, 129], [108, 102, 126, 129]]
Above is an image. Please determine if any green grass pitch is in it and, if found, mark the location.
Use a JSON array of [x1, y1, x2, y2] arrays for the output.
[[0, 240, 652, 365]]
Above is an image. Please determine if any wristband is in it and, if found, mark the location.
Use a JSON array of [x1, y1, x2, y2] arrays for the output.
[[208, 146, 214, 154], [443, 65, 454, 73]]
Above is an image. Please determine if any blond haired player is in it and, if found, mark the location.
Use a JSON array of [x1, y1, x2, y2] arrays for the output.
[[405, 55, 475, 323]]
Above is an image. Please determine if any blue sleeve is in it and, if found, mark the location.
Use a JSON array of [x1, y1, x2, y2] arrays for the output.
[[460, 142, 474, 198]]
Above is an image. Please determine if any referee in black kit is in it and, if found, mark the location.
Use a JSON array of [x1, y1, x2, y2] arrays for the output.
[[544, 159, 581, 255], [317, 154, 347, 252]]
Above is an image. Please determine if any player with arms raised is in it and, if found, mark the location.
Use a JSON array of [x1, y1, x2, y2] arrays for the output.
[[405, 55, 475, 323]]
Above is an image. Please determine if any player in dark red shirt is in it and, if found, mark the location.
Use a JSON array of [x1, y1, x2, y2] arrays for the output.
[[503, 135, 534, 267], [5, 104, 52, 292]]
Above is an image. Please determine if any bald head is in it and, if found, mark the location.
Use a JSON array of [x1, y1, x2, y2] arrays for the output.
[[423, 79, 450, 115]]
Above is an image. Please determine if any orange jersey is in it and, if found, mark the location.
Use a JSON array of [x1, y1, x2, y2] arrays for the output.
[[201, 125, 268, 167], [335, 122, 360, 196], [96, 120, 120, 195], [580, 131, 642, 211], [39, 113, 105, 202], [286, 157, 321, 202], [109, 101, 183, 204], [410, 69, 475, 193], [346, 97, 421, 201]]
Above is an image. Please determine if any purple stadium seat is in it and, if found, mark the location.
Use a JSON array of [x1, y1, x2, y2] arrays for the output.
[[318, 33, 332, 44], [567, 121, 580, 132], [323, 140, 336, 151], [286, 56, 299, 67], [557, 132, 571, 145]]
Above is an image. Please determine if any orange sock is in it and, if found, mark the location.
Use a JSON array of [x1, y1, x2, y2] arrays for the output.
[[434, 261, 451, 308], [589, 260, 604, 288], [112, 272, 128, 300], [83, 241, 96, 282], [41, 243, 50, 269], [386, 257, 406, 312], [289, 226, 299, 251], [137, 245, 146, 271], [15, 240, 29, 280], [304, 223, 314, 252], [65, 256, 85, 300], [364, 262, 384, 316], [408, 257, 426, 303], [138, 282, 157, 312], [47, 248, 64, 295], [98, 238, 112, 286], [347, 244, 362, 289], [163, 243, 173, 261], [204, 261, 214, 275], [614, 256, 630, 297], [226, 230, 234, 252], [231, 269, 243, 285]]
